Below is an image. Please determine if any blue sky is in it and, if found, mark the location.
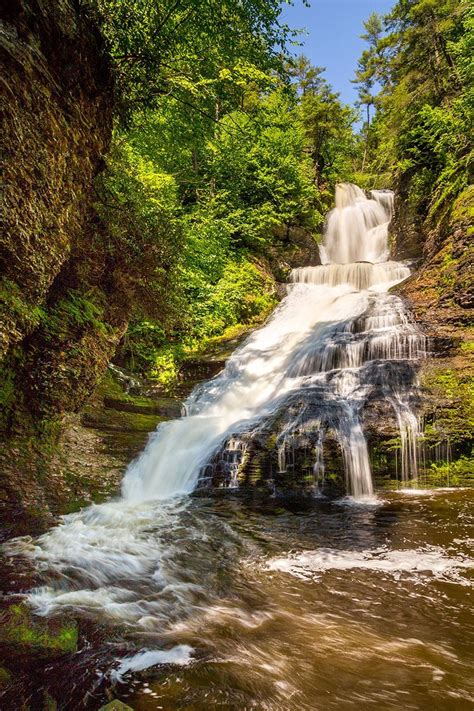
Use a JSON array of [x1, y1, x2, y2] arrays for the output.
[[280, 0, 395, 114]]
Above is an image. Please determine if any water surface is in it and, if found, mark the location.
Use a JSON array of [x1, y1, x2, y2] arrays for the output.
[[2, 488, 472, 709]]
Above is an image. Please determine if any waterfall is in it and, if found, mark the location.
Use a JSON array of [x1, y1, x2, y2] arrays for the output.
[[3, 183, 428, 628], [122, 182, 425, 501]]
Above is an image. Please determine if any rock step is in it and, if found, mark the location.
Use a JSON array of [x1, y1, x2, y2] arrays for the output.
[[103, 396, 182, 417]]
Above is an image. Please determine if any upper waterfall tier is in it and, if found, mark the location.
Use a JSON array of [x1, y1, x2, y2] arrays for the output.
[[320, 183, 394, 265], [291, 262, 410, 291]]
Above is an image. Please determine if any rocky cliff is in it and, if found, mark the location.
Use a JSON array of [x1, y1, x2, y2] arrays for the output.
[[0, 0, 130, 530], [393, 187, 473, 476]]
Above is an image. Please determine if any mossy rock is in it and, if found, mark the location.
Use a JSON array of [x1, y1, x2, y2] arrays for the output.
[[103, 396, 180, 417], [99, 701, 134, 711], [420, 365, 474, 448], [82, 408, 165, 433], [0, 603, 78, 655]]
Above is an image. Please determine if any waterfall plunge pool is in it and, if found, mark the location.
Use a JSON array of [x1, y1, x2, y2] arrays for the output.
[[1, 488, 473, 709]]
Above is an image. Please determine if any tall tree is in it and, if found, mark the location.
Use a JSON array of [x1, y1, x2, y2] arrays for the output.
[[87, 0, 294, 119], [353, 12, 383, 170]]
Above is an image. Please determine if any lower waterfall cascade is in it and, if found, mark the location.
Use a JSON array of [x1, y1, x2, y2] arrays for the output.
[[122, 182, 426, 501]]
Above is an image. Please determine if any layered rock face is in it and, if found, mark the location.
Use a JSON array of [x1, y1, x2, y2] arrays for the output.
[[1, 0, 113, 360], [0, 0, 129, 527], [393, 188, 473, 474]]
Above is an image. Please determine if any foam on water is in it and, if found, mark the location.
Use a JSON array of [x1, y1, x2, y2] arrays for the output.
[[396, 487, 470, 496], [267, 547, 474, 581], [111, 645, 194, 682]]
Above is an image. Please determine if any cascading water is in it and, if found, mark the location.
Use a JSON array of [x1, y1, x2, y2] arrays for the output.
[[121, 182, 425, 501], [4, 187, 473, 711]]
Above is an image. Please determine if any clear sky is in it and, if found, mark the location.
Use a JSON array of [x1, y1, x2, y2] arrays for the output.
[[280, 0, 395, 113]]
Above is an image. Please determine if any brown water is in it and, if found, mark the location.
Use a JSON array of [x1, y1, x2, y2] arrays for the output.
[[1, 487, 473, 710]]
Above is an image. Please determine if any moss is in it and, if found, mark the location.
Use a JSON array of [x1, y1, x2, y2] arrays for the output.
[[0, 277, 45, 332], [438, 243, 457, 292], [450, 185, 474, 226], [0, 667, 12, 685], [460, 341, 474, 354], [83, 407, 164, 432], [265, 433, 278, 450], [421, 366, 474, 446], [1, 604, 78, 653], [99, 701, 134, 711]]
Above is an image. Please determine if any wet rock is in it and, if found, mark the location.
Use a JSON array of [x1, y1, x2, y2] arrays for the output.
[[0, 603, 78, 656], [99, 701, 134, 711]]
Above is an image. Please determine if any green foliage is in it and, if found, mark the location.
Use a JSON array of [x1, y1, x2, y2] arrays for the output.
[[122, 256, 277, 385], [427, 455, 474, 484], [421, 366, 474, 446], [84, 0, 293, 117], [182, 257, 277, 343], [354, 0, 472, 221], [76, 4, 359, 384], [42, 290, 109, 341], [0, 277, 44, 331], [150, 347, 182, 390], [107, 51, 356, 382], [95, 140, 183, 320], [452, 185, 474, 233], [293, 57, 359, 188]]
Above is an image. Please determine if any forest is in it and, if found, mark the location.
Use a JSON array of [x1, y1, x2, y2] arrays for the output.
[[0, 0, 472, 709], [81, 0, 473, 388]]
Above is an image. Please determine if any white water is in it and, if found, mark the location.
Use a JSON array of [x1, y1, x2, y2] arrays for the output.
[[122, 283, 370, 500], [267, 546, 474, 582], [122, 183, 424, 501], [111, 645, 194, 682]]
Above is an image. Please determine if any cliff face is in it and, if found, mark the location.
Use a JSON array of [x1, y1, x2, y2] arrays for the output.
[[0, 0, 133, 529], [393, 187, 473, 474], [1, 0, 112, 358]]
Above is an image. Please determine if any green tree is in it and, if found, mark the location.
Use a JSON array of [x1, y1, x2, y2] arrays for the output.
[[355, 0, 471, 216], [85, 3, 364, 384], [295, 57, 358, 190], [85, 0, 293, 118], [353, 13, 383, 170]]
